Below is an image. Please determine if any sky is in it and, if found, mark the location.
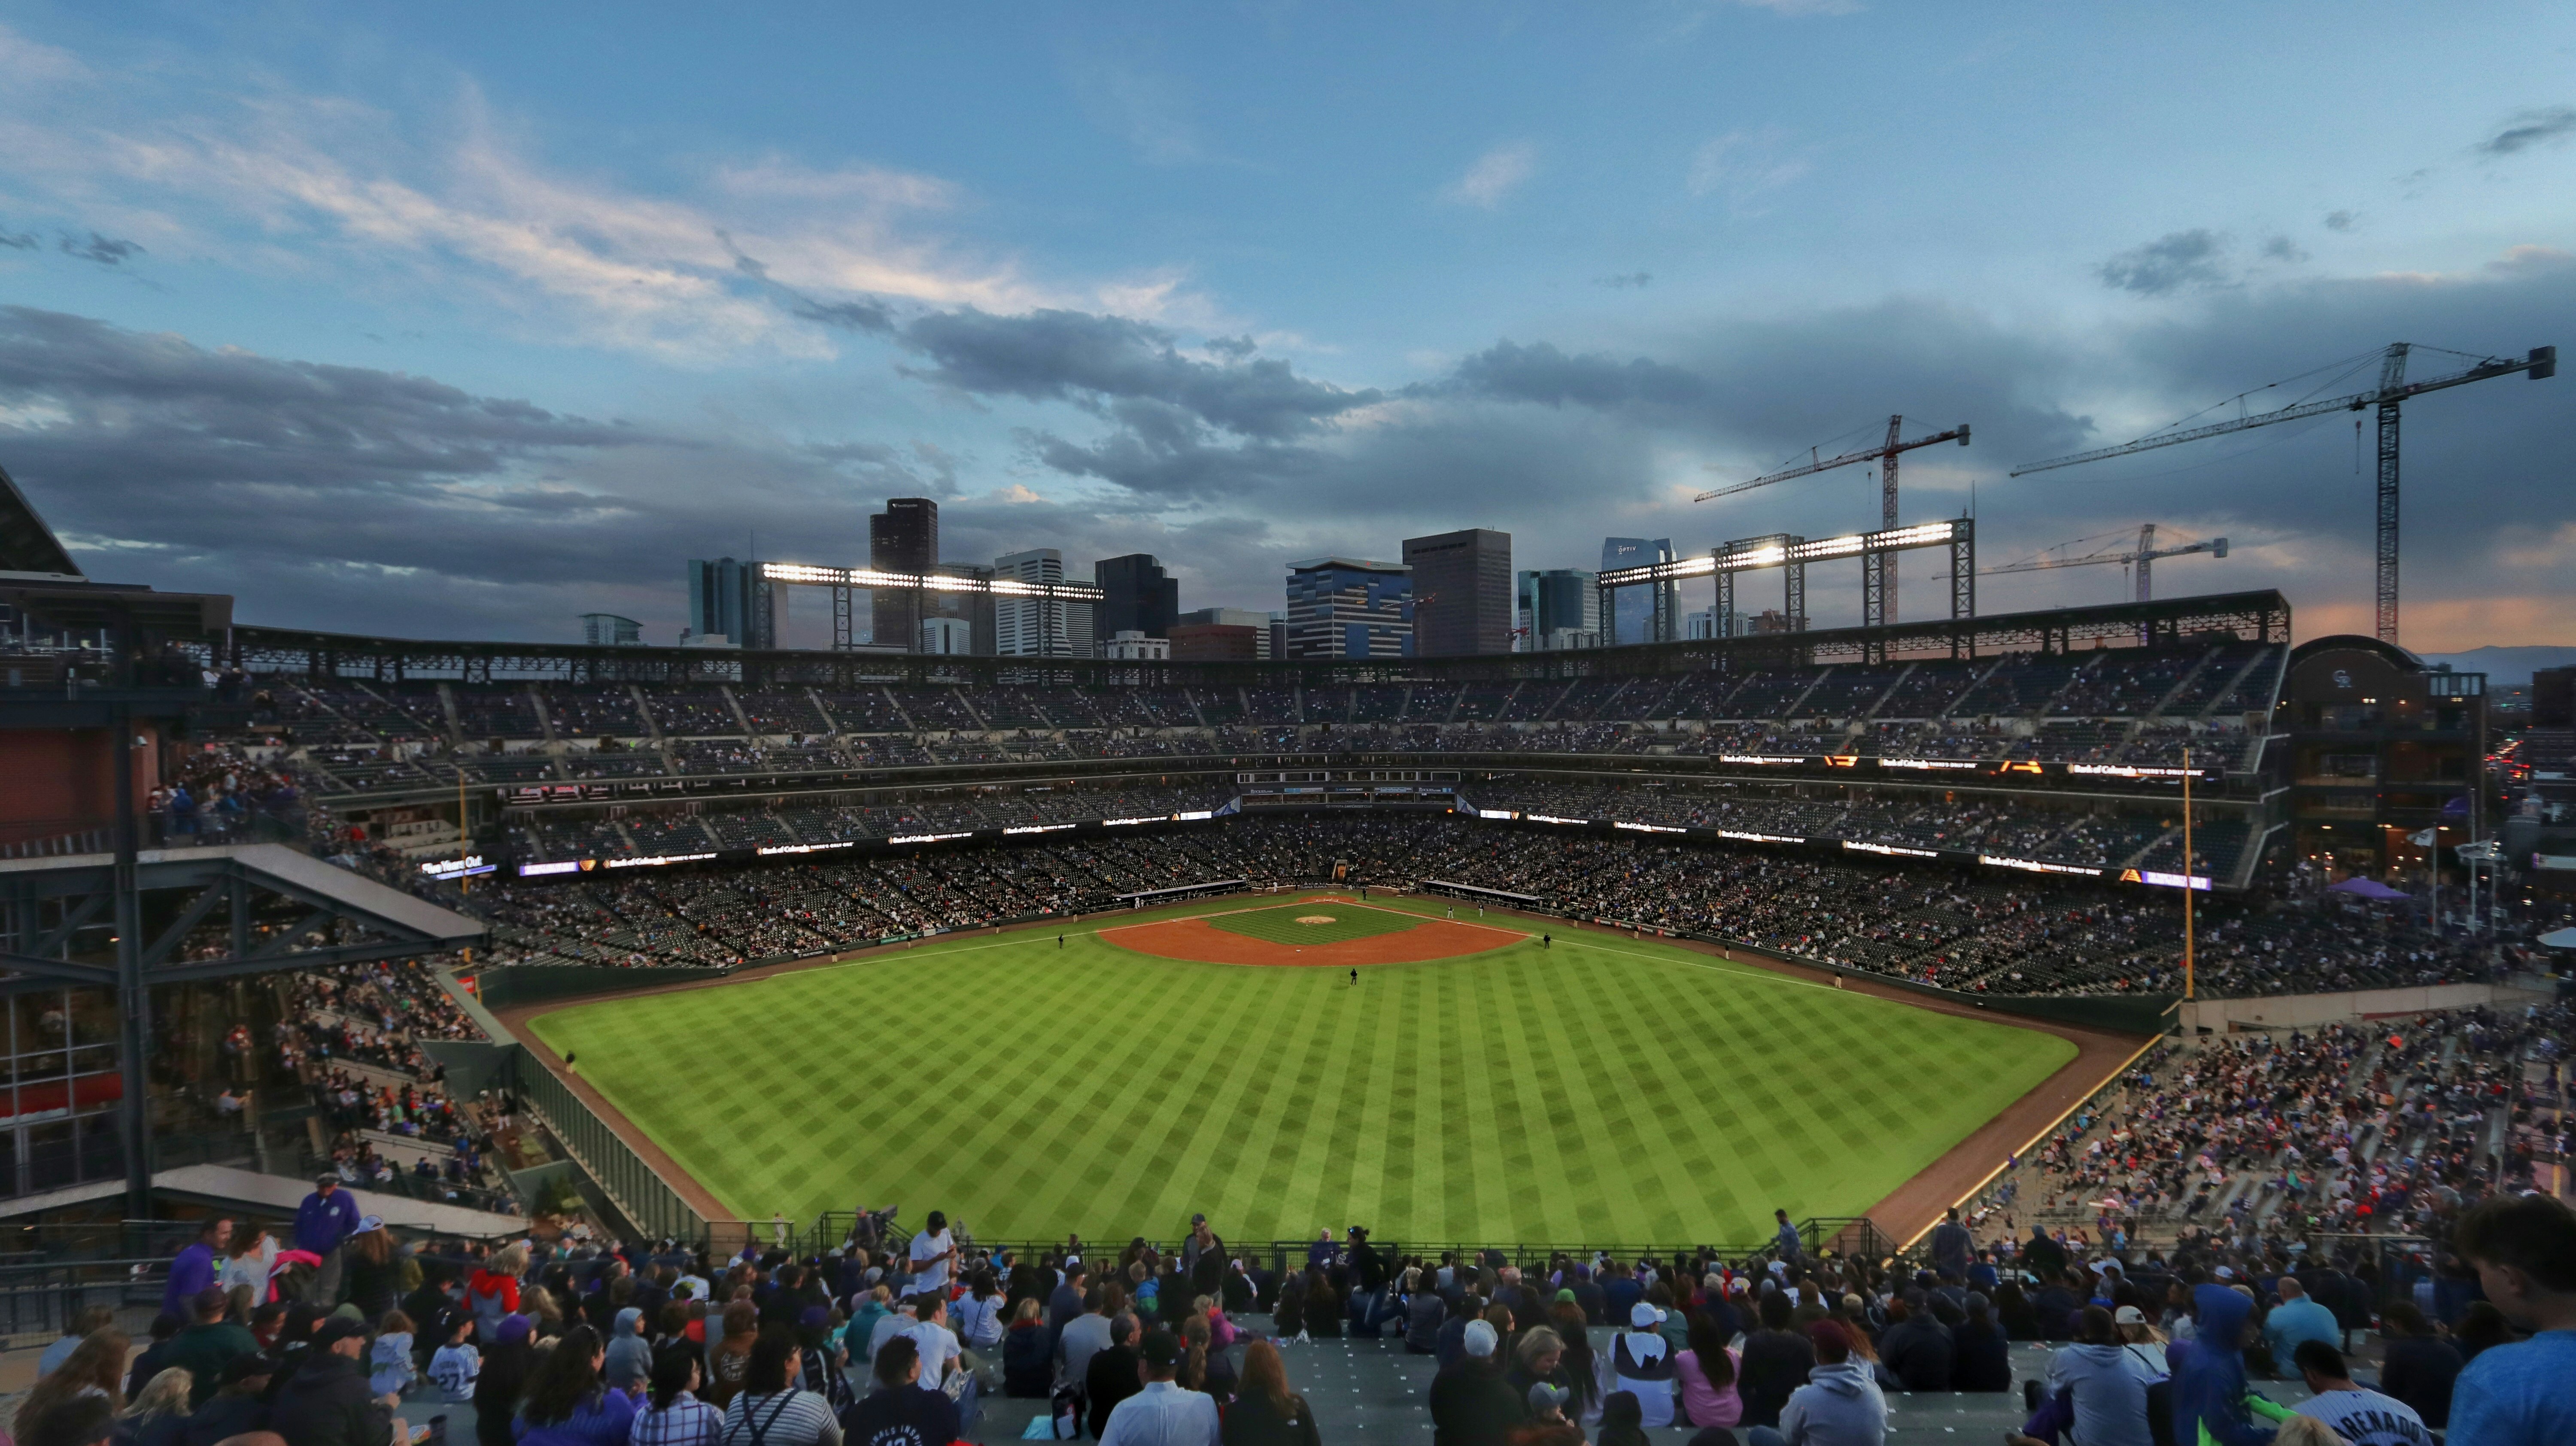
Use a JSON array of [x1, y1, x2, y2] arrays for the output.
[[0, 0, 2570, 652]]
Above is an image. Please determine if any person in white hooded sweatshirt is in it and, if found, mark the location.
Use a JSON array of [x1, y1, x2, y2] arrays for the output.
[[1611, 1302, 1679, 1428], [1751, 1320, 1886, 1446]]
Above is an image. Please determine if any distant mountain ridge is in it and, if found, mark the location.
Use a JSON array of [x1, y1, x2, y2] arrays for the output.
[[2412, 645, 2576, 684]]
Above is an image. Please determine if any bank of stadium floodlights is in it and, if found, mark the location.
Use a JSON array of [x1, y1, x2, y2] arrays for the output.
[[758, 562, 1106, 652], [1595, 519, 1977, 665]]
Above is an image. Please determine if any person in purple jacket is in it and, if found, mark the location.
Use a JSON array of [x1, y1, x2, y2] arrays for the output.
[[296, 1176, 363, 1305], [163, 1217, 233, 1318]]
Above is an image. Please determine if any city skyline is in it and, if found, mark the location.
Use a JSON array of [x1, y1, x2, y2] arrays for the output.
[[0, 4, 2567, 652]]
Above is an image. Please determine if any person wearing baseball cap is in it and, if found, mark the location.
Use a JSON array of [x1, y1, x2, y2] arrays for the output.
[[1095, 1329, 1217, 1446], [1519, 1382, 1582, 1446], [163, 1285, 260, 1408], [1430, 1319, 1520, 1446], [293, 1176, 362, 1307], [192, 1352, 282, 1444], [273, 1315, 409, 1446]]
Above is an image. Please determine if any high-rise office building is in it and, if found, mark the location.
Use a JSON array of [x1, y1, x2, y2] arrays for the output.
[[994, 548, 1084, 657], [918, 617, 973, 654], [1514, 569, 1599, 650], [1285, 557, 1412, 659], [869, 498, 939, 650], [684, 558, 779, 648], [580, 613, 642, 647], [1401, 529, 1511, 656], [1601, 537, 1678, 646], [1094, 554, 1179, 646]]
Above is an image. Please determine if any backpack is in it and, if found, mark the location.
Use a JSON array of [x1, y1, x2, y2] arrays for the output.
[[2128, 1345, 2174, 1446], [1048, 1384, 1083, 1440]]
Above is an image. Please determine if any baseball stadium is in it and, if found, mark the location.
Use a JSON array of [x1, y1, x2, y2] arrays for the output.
[[0, 13, 2570, 1437]]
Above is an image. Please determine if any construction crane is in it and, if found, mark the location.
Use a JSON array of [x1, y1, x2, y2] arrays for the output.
[[1982, 523, 2228, 602], [1697, 415, 1969, 623], [2010, 342, 2555, 645]]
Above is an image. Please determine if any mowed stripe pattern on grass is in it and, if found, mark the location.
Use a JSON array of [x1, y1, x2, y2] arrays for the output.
[[1206, 902, 1425, 946], [528, 925, 2075, 1244]]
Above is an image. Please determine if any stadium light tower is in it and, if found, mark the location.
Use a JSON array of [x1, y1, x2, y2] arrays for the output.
[[2011, 343, 2555, 645], [1697, 416, 1970, 624]]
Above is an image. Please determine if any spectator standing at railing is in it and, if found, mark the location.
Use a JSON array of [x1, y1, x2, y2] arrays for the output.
[[165, 1218, 234, 1318], [294, 1178, 361, 1306]]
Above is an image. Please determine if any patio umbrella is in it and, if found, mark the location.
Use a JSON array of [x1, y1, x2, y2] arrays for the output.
[[2327, 877, 2410, 901], [2537, 927, 2576, 950]]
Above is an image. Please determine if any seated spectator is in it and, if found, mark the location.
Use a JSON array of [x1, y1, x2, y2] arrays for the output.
[[1000, 1300, 1053, 1398], [2261, 1278, 2338, 1374], [182, 1355, 275, 1446], [1948, 1294, 2012, 1394], [2373, 1300, 2461, 1430], [1674, 1310, 1742, 1429], [717, 1327, 838, 1446], [1431, 1320, 1520, 1446], [270, 1317, 403, 1446], [631, 1346, 723, 1446], [2290, 1340, 2428, 1446], [841, 1336, 956, 1446], [1098, 1329, 1216, 1446], [1877, 1291, 1953, 1392], [1773, 1321, 1885, 1446]]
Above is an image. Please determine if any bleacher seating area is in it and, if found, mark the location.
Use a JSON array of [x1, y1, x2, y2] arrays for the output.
[[236, 641, 2291, 796], [1970, 1003, 2569, 1248], [444, 813, 2503, 999]]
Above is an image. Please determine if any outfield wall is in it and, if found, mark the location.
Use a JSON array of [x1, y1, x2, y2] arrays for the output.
[[2174, 980, 2554, 1032]]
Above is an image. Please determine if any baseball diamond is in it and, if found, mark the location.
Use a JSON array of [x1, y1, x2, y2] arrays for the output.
[[526, 892, 2080, 1243]]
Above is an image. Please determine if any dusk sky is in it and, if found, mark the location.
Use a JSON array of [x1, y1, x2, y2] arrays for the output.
[[1, 2, 2569, 651]]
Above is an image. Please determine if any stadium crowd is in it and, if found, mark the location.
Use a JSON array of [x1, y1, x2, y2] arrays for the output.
[[231, 641, 2288, 801], [270, 963, 518, 1212], [424, 815, 2514, 1003], [52, 1177, 2571, 1446], [1982, 1005, 2569, 1246]]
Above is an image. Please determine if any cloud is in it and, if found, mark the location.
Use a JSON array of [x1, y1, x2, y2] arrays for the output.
[[1443, 143, 1537, 209], [1595, 272, 1653, 289], [2260, 236, 2309, 264], [0, 225, 36, 250], [1727, 0, 1861, 12], [1685, 128, 1810, 208], [9, 248, 2571, 651], [2096, 229, 2229, 296], [0, 55, 1051, 360], [58, 230, 143, 266], [2323, 210, 2356, 232], [2474, 106, 2576, 156], [1063, 55, 1205, 165]]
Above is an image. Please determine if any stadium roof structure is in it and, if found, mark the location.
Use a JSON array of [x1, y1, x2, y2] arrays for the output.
[[216, 587, 2292, 688], [0, 841, 485, 994], [0, 463, 80, 579]]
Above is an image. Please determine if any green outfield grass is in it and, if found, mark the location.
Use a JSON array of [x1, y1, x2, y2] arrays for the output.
[[529, 895, 2077, 1244], [1206, 900, 1424, 945]]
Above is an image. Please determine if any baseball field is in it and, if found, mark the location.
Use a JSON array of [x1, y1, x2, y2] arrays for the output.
[[525, 892, 2080, 1245]]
